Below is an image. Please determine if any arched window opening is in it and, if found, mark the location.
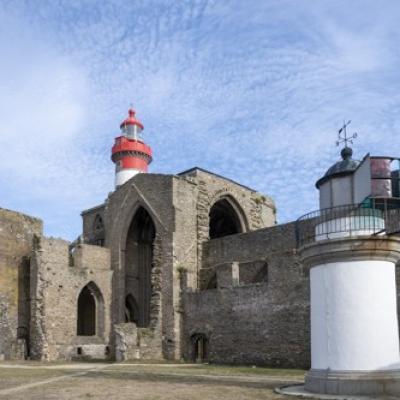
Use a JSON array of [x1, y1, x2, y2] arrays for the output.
[[209, 198, 244, 239], [77, 286, 96, 336], [77, 282, 104, 337], [93, 214, 104, 232], [125, 294, 139, 324], [125, 207, 156, 327], [191, 334, 209, 363], [93, 214, 105, 247]]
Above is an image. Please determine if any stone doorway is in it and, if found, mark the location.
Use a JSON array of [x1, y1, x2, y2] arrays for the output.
[[77, 282, 104, 336], [191, 334, 208, 363]]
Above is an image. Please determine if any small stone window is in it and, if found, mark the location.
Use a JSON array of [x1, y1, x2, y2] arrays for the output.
[[252, 262, 269, 283], [93, 215, 104, 232]]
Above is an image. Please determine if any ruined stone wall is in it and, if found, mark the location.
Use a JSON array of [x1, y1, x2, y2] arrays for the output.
[[81, 204, 106, 246], [172, 170, 276, 359], [171, 177, 199, 359], [0, 208, 42, 360], [92, 170, 277, 361], [105, 174, 175, 360], [177, 169, 276, 290], [30, 238, 112, 361], [182, 222, 310, 368]]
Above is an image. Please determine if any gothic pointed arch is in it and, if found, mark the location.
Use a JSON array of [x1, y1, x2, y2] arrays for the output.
[[209, 196, 247, 239], [124, 206, 156, 327], [191, 333, 209, 362], [92, 214, 105, 246], [77, 281, 105, 337], [93, 214, 104, 231]]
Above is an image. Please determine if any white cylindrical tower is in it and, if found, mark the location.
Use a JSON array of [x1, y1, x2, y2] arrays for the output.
[[311, 260, 399, 372], [297, 145, 400, 396]]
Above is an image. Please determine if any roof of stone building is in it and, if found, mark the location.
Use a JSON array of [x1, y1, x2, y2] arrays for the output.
[[177, 167, 257, 193], [81, 203, 106, 216], [316, 147, 360, 188]]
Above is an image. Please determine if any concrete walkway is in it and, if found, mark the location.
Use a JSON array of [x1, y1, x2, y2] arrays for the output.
[[276, 384, 398, 400]]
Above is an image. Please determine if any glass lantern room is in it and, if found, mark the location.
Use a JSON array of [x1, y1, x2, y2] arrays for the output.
[[121, 122, 143, 141], [120, 109, 144, 141]]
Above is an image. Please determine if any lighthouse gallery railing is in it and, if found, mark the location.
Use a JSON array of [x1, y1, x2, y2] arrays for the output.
[[296, 198, 400, 247]]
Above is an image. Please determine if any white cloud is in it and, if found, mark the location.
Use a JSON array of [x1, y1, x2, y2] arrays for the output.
[[0, 10, 93, 238]]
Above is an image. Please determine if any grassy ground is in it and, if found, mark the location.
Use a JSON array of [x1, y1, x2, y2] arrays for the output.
[[0, 362, 307, 399]]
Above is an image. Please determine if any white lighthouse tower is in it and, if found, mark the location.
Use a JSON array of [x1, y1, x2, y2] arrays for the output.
[[111, 108, 152, 188], [295, 124, 400, 396]]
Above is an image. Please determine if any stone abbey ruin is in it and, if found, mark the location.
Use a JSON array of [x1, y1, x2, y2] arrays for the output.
[[2, 111, 400, 397]]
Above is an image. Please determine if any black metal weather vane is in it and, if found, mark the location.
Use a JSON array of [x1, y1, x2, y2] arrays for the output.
[[336, 120, 357, 148]]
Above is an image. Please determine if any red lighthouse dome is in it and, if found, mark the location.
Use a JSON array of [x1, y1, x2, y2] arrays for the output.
[[111, 109, 152, 187]]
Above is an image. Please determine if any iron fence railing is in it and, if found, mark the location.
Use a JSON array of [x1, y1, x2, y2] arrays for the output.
[[296, 198, 400, 248]]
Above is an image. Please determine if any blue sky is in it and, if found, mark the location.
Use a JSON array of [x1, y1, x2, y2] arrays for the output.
[[1, 0, 400, 240]]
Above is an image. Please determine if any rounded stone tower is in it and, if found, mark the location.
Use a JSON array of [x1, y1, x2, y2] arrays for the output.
[[297, 146, 400, 396]]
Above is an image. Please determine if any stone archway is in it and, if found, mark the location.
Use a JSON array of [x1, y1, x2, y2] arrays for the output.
[[209, 197, 245, 239], [191, 333, 209, 363], [125, 207, 156, 328]]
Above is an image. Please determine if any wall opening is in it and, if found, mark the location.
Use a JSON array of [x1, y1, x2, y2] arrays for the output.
[[125, 207, 156, 327], [93, 214, 105, 247], [209, 198, 244, 239], [18, 256, 31, 359], [77, 282, 105, 336], [125, 294, 139, 324], [252, 262, 269, 283], [191, 334, 209, 363], [206, 273, 217, 289]]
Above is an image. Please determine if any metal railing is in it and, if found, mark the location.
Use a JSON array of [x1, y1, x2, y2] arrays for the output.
[[296, 198, 400, 248]]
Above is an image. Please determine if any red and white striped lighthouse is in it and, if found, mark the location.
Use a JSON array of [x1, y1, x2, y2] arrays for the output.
[[111, 109, 152, 187]]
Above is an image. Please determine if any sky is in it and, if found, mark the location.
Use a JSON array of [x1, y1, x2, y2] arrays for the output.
[[1, 0, 400, 240]]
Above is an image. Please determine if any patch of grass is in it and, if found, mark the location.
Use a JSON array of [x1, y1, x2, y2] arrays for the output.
[[109, 363, 305, 377]]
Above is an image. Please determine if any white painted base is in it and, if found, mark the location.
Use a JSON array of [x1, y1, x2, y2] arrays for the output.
[[305, 368, 400, 396], [311, 260, 400, 371], [115, 169, 141, 187]]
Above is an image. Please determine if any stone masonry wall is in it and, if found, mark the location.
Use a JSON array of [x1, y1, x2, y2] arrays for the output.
[[182, 222, 311, 368], [30, 238, 112, 361], [0, 208, 42, 360], [105, 174, 175, 360], [178, 169, 276, 291], [171, 177, 198, 359], [172, 170, 276, 358], [81, 204, 106, 246], [93, 169, 278, 361]]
